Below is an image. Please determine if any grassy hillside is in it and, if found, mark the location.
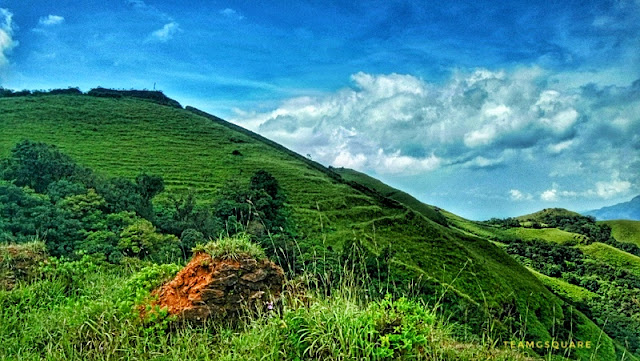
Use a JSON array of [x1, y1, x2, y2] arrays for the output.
[[579, 242, 640, 278], [0, 94, 623, 360], [334, 166, 640, 360], [333, 167, 448, 225], [604, 220, 640, 247], [528, 268, 597, 305], [503, 228, 583, 244]]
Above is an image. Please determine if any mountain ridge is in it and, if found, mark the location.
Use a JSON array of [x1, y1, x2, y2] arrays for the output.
[[584, 195, 640, 220]]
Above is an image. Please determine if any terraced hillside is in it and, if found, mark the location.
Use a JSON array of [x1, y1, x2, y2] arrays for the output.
[[0, 94, 626, 360]]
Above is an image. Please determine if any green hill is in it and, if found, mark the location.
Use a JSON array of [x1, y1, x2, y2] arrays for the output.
[[528, 267, 597, 305], [604, 220, 640, 247], [516, 208, 582, 224], [580, 242, 640, 278], [0, 93, 625, 360]]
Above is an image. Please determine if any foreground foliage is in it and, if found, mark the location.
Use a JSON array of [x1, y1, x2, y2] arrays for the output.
[[0, 253, 536, 361]]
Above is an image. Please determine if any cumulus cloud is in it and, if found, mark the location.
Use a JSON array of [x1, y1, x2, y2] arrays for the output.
[[232, 67, 640, 185], [0, 8, 16, 68], [540, 175, 632, 202], [148, 21, 180, 42], [594, 178, 632, 199], [540, 189, 558, 202], [38, 15, 64, 26], [510, 189, 533, 201]]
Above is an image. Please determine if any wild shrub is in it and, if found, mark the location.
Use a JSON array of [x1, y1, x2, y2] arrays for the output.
[[193, 233, 266, 260]]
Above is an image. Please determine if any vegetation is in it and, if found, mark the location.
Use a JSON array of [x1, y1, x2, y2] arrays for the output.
[[0, 241, 47, 290], [0, 251, 538, 360], [193, 234, 266, 260], [605, 220, 640, 247], [579, 242, 640, 278], [334, 167, 448, 226], [484, 213, 640, 358], [0, 93, 633, 360]]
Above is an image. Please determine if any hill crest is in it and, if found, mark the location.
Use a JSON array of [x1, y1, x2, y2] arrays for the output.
[[516, 208, 582, 222]]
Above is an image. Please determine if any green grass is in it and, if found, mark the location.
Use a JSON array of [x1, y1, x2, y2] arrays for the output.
[[528, 267, 597, 305], [503, 228, 584, 245], [0, 94, 624, 360], [334, 167, 448, 225], [603, 220, 640, 247], [579, 242, 640, 278], [0, 260, 539, 361], [193, 234, 266, 260]]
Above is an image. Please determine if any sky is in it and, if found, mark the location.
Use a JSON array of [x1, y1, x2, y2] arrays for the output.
[[0, 0, 639, 219]]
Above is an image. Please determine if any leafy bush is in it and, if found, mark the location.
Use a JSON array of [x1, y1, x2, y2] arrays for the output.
[[118, 219, 181, 263], [117, 263, 181, 317]]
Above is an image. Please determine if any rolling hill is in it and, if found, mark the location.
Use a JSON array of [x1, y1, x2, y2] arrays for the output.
[[0, 92, 630, 360], [605, 220, 640, 247], [516, 208, 582, 224]]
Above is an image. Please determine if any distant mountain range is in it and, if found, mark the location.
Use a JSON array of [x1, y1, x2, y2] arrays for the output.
[[584, 195, 640, 220]]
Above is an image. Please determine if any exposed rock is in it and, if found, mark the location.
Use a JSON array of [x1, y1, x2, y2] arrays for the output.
[[152, 252, 284, 322]]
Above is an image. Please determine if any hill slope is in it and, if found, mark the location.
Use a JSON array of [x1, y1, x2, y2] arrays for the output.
[[333, 167, 448, 225], [585, 195, 640, 220], [0, 94, 623, 360], [604, 220, 640, 246]]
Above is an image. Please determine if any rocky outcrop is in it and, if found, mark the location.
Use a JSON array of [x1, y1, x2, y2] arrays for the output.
[[152, 252, 284, 322]]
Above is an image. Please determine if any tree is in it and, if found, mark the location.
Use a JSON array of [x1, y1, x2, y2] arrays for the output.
[[118, 219, 180, 262], [136, 173, 164, 201], [0, 140, 80, 193]]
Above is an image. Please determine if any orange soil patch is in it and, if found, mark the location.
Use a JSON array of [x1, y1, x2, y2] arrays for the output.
[[153, 252, 236, 314]]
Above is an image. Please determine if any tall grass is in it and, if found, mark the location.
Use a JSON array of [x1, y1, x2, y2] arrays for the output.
[[0, 236, 540, 361]]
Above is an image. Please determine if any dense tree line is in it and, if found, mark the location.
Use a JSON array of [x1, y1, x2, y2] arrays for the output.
[[0, 87, 181, 108], [0, 140, 293, 268], [485, 217, 521, 228]]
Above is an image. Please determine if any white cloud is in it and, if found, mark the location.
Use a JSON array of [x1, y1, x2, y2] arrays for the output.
[[38, 15, 64, 26], [219, 8, 245, 20], [594, 178, 631, 199], [149, 22, 180, 42], [374, 150, 441, 175], [547, 140, 574, 154], [539, 175, 631, 203], [510, 189, 533, 201], [231, 67, 640, 181], [0, 8, 16, 69], [541, 189, 558, 202], [334, 151, 367, 169]]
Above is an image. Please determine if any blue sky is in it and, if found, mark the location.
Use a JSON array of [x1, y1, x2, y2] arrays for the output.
[[0, 0, 639, 219]]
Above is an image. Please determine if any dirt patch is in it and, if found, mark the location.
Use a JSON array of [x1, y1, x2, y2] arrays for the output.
[[152, 252, 284, 322]]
